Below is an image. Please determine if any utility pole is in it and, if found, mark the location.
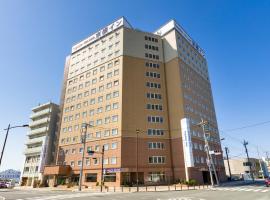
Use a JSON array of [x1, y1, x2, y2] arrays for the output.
[[135, 129, 140, 192], [198, 119, 219, 186], [100, 145, 105, 192], [78, 124, 87, 191], [225, 147, 232, 181], [257, 146, 264, 179], [243, 140, 254, 182]]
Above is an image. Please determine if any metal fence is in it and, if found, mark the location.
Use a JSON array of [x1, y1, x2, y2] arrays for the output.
[[86, 184, 210, 193]]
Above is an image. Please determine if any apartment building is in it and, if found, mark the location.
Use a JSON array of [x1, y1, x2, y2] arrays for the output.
[[44, 17, 226, 187], [21, 102, 59, 186]]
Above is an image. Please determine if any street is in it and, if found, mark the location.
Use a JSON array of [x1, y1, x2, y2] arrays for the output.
[[0, 183, 270, 200]]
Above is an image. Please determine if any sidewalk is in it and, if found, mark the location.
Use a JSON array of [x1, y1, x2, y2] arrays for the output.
[[13, 184, 211, 193]]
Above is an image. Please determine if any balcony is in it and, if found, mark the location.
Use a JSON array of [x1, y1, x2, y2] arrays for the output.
[[28, 127, 48, 136], [25, 136, 45, 145], [24, 146, 42, 155], [30, 108, 51, 119], [29, 117, 50, 128]]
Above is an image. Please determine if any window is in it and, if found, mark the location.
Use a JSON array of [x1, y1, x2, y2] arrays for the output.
[[104, 130, 110, 137], [100, 66, 105, 72], [147, 116, 164, 123], [147, 129, 164, 136], [114, 80, 119, 86], [105, 104, 111, 111], [86, 159, 90, 166], [107, 82, 112, 88], [98, 96, 103, 103], [110, 157, 117, 164], [113, 91, 119, 97], [85, 173, 97, 182], [148, 142, 165, 149], [106, 93, 112, 100], [99, 75, 104, 81], [95, 145, 100, 152], [96, 131, 101, 138], [90, 98, 95, 105], [72, 149, 76, 154], [79, 148, 83, 153], [92, 78, 97, 84], [104, 158, 109, 165], [78, 160, 82, 166], [104, 144, 109, 151], [96, 119, 102, 125], [93, 158, 99, 165], [114, 69, 119, 75], [91, 88, 96, 94], [107, 72, 113, 78], [89, 109, 95, 116], [112, 128, 118, 135], [111, 142, 117, 149], [99, 85, 104, 92], [149, 156, 165, 164], [112, 115, 118, 122], [70, 161, 75, 167], [104, 173, 116, 182], [112, 102, 119, 109], [105, 117, 110, 124]]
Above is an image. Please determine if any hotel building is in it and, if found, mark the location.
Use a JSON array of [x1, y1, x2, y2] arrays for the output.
[[44, 17, 226, 187], [21, 102, 59, 186]]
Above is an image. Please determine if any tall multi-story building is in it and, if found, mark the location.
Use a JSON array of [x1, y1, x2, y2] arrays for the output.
[[21, 102, 59, 186], [44, 17, 226, 187]]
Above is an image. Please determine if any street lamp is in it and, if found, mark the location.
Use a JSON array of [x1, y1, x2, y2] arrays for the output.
[[78, 123, 91, 191], [0, 124, 29, 167]]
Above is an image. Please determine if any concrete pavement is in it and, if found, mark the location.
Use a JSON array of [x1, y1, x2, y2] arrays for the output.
[[1, 181, 269, 200]]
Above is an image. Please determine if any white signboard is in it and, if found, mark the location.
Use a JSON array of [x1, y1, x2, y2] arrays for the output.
[[181, 118, 195, 167], [72, 17, 131, 53]]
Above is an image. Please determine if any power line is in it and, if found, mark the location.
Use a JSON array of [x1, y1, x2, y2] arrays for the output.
[[223, 120, 270, 132]]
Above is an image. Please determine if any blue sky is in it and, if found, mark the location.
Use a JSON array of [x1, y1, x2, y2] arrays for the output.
[[0, 0, 270, 171]]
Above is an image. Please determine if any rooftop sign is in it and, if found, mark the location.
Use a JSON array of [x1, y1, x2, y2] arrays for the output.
[[154, 20, 205, 57], [71, 17, 132, 53]]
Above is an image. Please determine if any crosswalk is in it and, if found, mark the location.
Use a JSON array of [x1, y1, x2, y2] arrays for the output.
[[15, 192, 112, 200], [206, 186, 270, 193]]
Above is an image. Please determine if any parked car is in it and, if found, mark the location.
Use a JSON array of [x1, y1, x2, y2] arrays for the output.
[[265, 178, 270, 187], [0, 182, 7, 188]]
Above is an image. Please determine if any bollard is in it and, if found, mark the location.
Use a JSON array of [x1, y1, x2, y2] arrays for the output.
[[146, 186, 147, 192], [155, 186, 156, 191], [199, 184, 200, 189], [114, 186, 115, 192], [175, 184, 176, 191], [168, 185, 170, 191], [203, 184, 204, 188], [188, 185, 189, 190], [129, 187, 131, 192], [181, 183, 182, 190], [121, 186, 123, 192], [107, 186, 109, 192]]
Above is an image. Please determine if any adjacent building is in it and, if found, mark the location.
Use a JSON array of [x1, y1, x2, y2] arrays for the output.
[[223, 158, 263, 180], [0, 169, 21, 183], [44, 17, 225, 187], [20, 102, 59, 186]]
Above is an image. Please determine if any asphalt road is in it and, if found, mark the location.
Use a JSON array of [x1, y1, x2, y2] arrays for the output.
[[0, 183, 269, 200]]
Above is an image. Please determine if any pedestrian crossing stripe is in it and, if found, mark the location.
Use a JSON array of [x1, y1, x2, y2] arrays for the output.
[[207, 187, 270, 193]]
